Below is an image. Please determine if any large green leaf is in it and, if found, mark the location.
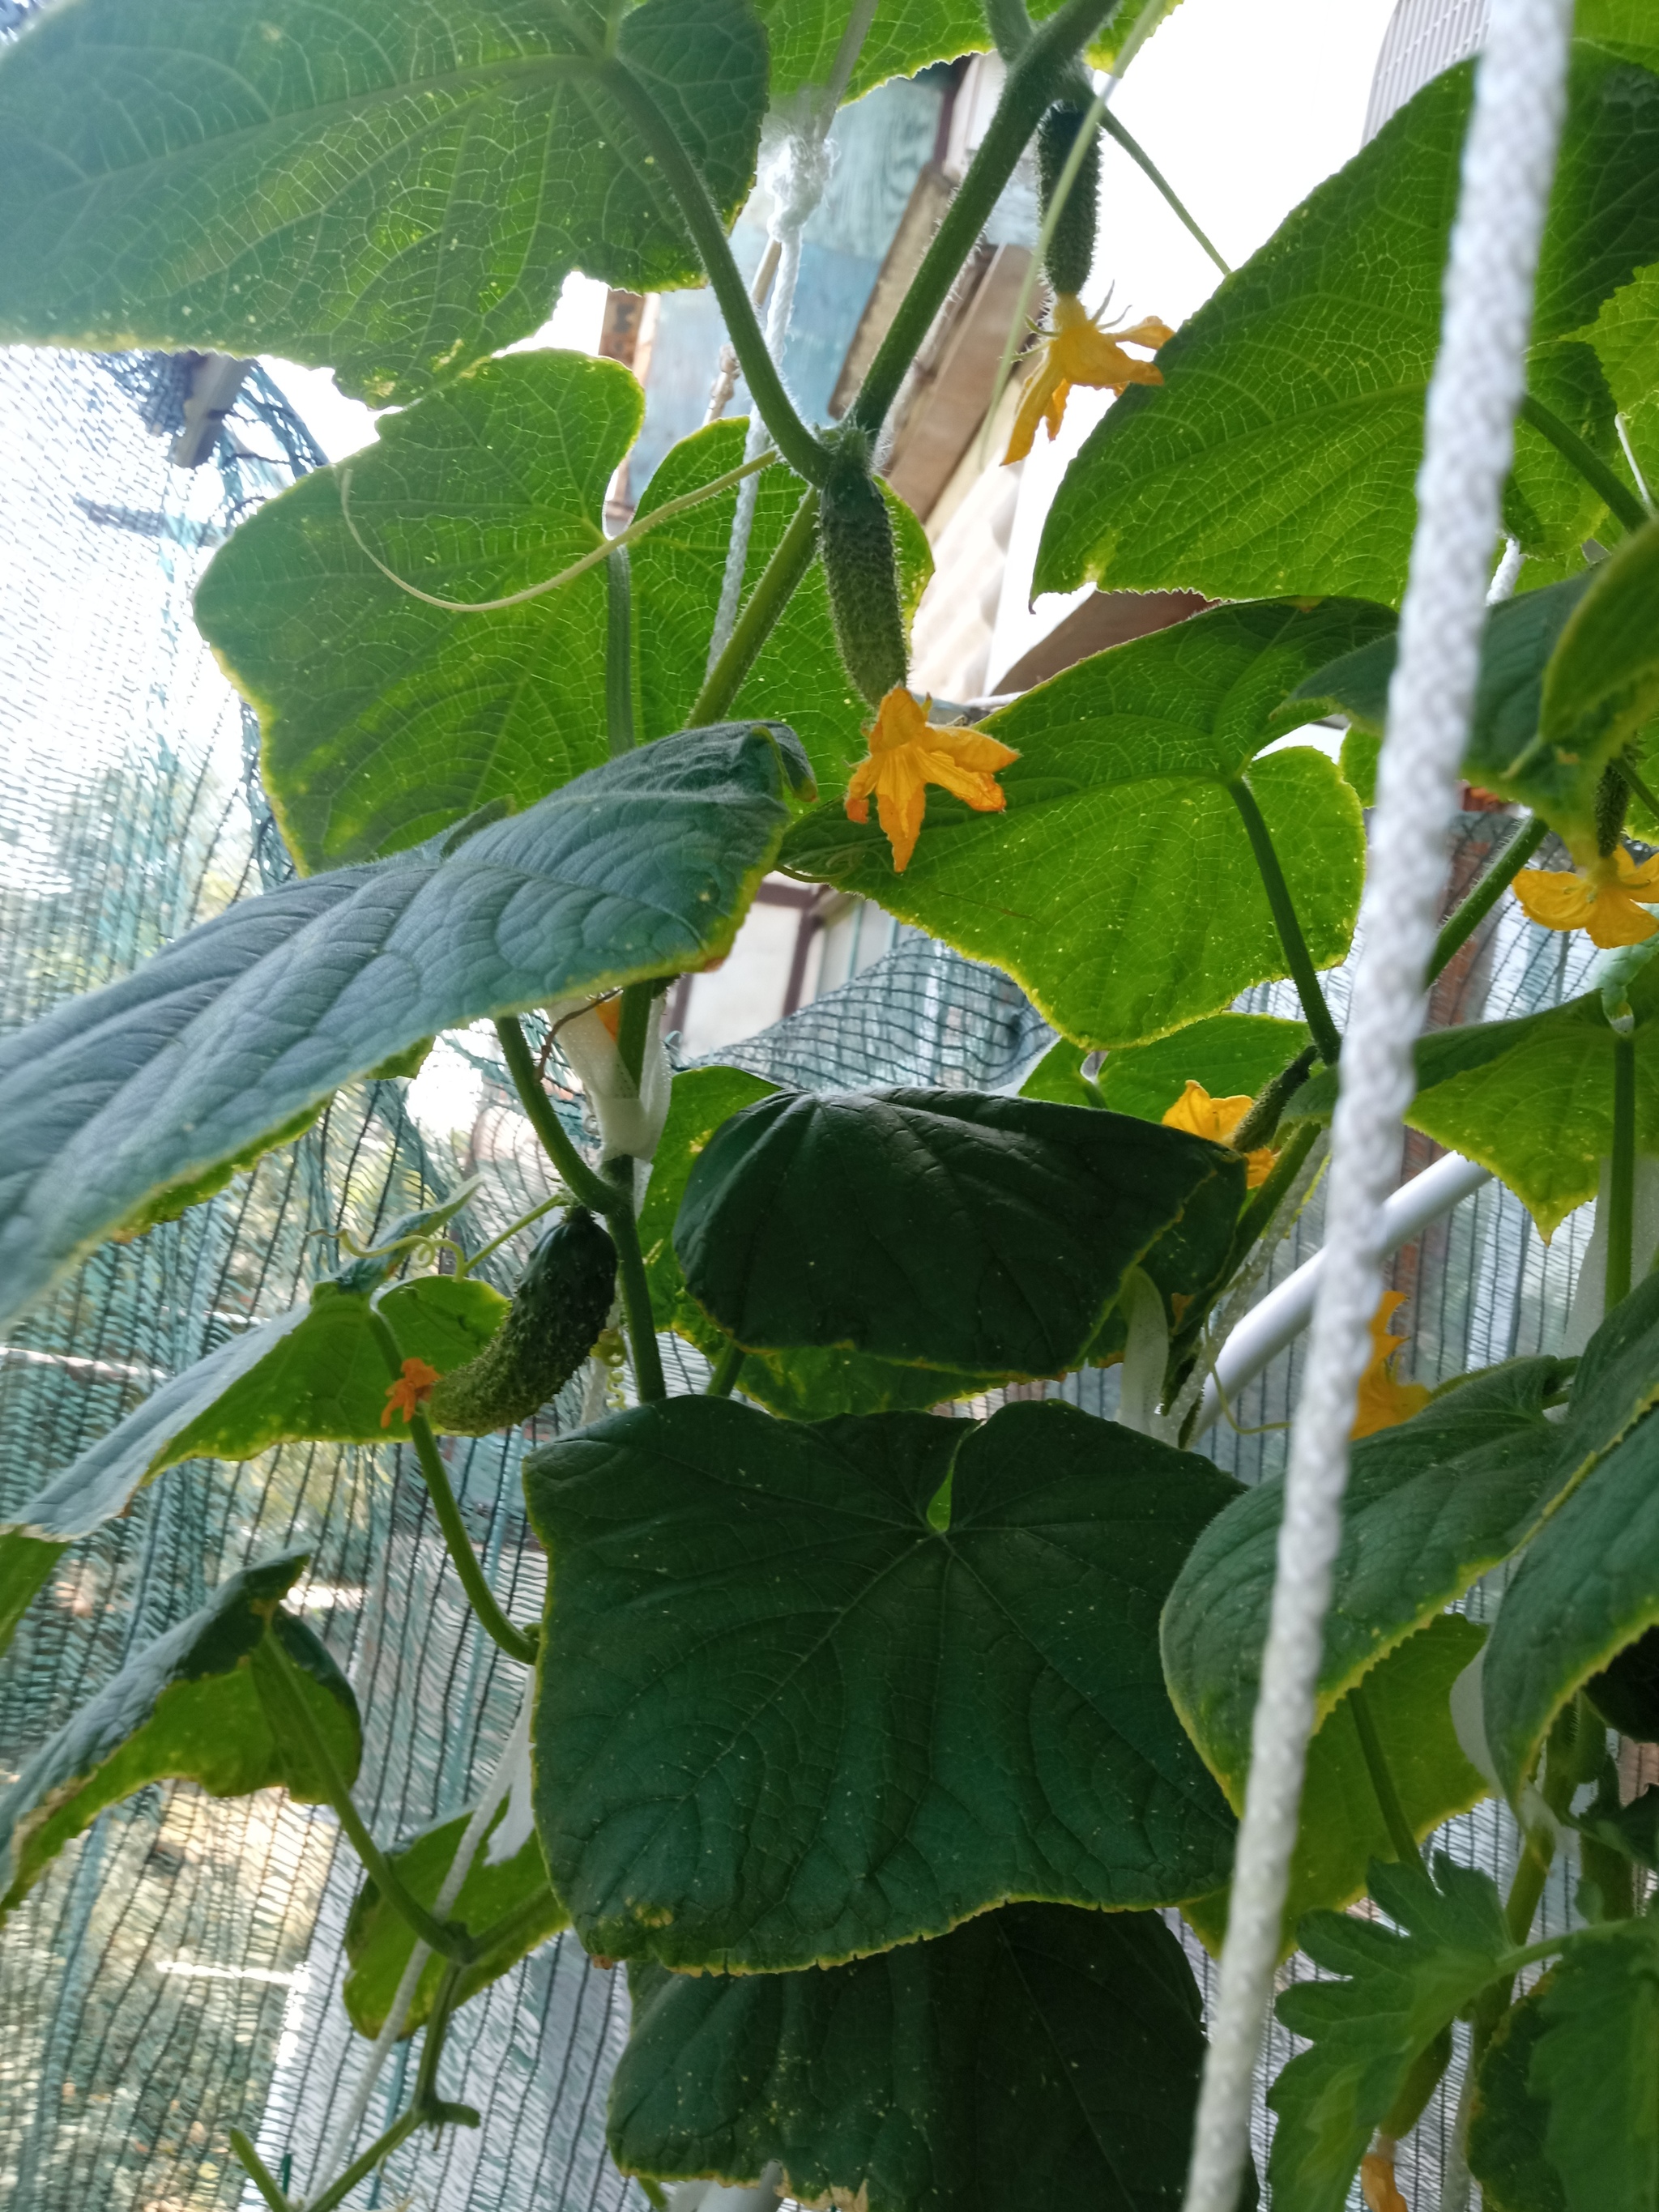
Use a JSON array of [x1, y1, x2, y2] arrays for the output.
[[781, 599, 1381, 1050], [640, 1064, 986, 1415], [1539, 518, 1659, 790], [1023, 1012, 1311, 1119], [1180, 1614, 1490, 1954], [1469, 1973, 1567, 2212], [197, 353, 642, 873], [1527, 1924, 1659, 2212], [674, 1086, 1243, 1379], [527, 1396, 1239, 1971], [1484, 1399, 1659, 1797], [1036, 51, 1659, 605], [0, 1551, 359, 1916], [1162, 1362, 1568, 1792], [631, 421, 933, 792], [757, 0, 981, 102], [0, 722, 811, 1337], [1268, 1856, 1514, 2212], [1578, 0, 1659, 71], [343, 1802, 565, 2039], [1294, 958, 1659, 1238], [610, 1903, 1213, 2212], [1, 1274, 505, 1553], [0, 0, 766, 405]]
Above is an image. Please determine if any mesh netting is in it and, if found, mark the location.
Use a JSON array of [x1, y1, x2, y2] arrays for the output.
[[0, 335, 1609, 2211]]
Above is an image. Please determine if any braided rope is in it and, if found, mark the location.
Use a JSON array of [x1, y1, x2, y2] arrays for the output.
[[1179, 5, 1575, 2205]]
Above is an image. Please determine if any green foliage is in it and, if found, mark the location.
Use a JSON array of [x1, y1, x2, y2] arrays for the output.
[[0, 1553, 359, 1916], [343, 1804, 565, 2039], [1529, 1920, 1659, 2212], [783, 599, 1381, 1047], [429, 1210, 615, 1434], [1037, 50, 1659, 604], [0, 1537, 64, 1664], [0, 722, 810, 1336], [629, 421, 932, 787], [198, 353, 642, 872], [527, 1397, 1239, 1971], [1022, 1013, 1311, 1119], [1469, 1976, 1567, 2212], [1540, 518, 1659, 792], [611, 1903, 1213, 2212], [675, 1085, 1243, 1379], [1268, 1856, 1514, 2212], [0, 0, 767, 404]]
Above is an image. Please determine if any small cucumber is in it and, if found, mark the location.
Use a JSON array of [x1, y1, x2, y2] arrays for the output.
[[1038, 104, 1101, 300], [819, 454, 908, 708], [430, 1208, 616, 1434]]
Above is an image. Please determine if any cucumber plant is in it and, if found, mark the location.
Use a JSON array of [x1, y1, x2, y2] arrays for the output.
[[6, 0, 1659, 2207]]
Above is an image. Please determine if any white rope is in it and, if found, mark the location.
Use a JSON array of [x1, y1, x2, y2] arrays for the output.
[[1179, 5, 1575, 2206]]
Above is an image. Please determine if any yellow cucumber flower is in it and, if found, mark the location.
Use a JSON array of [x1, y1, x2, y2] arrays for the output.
[[382, 1356, 440, 1428], [1513, 844, 1659, 948], [1161, 1079, 1277, 1187], [1004, 294, 1173, 466], [844, 687, 1018, 873], [1351, 1292, 1431, 1441]]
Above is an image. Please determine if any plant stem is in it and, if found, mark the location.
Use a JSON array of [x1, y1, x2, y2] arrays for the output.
[[1228, 777, 1343, 1065], [305, 1963, 477, 2212], [1428, 813, 1549, 982], [847, 0, 1128, 440], [1100, 110, 1230, 275], [1229, 1044, 1319, 1158], [1609, 1028, 1637, 1311], [606, 546, 636, 757], [305, 2104, 424, 2212], [689, 491, 821, 725], [1230, 1116, 1323, 1258], [494, 1016, 617, 1217], [1618, 755, 1659, 825], [259, 1633, 471, 1963], [616, 982, 652, 1089], [1519, 392, 1648, 537], [706, 1339, 745, 1396], [592, 62, 830, 487], [603, 1157, 667, 1402], [1348, 1679, 1424, 1867], [369, 1309, 538, 1664], [458, 1192, 564, 1278], [228, 2130, 292, 2212]]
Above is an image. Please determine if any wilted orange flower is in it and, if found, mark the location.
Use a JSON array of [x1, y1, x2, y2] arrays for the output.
[[845, 687, 1018, 872], [382, 1357, 440, 1427], [1514, 844, 1659, 948], [1352, 1293, 1431, 1440], [1004, 293, 1173, 465], [1359, 2150, 1410, 2212], [1161, 1080, 1277, 1188]]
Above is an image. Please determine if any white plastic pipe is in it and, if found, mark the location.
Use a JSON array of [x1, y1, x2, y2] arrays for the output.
[[1191, 1149, 1492, 1440]]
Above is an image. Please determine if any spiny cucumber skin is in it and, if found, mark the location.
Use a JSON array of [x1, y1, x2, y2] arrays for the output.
[[1038, 105, 1101, 301], [819, 461, 908, 708], [430, 1208, 616, 1435]]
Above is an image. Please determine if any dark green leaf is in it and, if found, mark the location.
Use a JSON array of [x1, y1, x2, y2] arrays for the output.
[[1530, 1920, 1659, 2212], [1294, 578, 1597, 832], [1267, 1856, 1514, 2212], [198, 353, 642, 872], [675, 1086, 1243, 1379], [1163, 1361, 1569, 1792], [630, 421, 933, 792], [1181, 1614, 1491, 1954], [343, 1802, 565, 2039], [611, 1904, 1213, 2212], [0, 1551, 360, 1916], [1572, 1782, 1659, 1873], [1538, 519, 1659, 823], [1293, 961, 1659, 1237], [782, 600, 1382, 1050], [0, 0, 766, 404], [527, 1396, 1239, 1971], [0, 722, 811, 1336], [1469, 1974, 1567, 2212], [0, 1536, 66, 1664], [1037, 52, 1659, 604]]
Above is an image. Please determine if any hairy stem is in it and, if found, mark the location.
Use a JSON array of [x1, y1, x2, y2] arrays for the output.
[[458, 1192, 565, 1278], [706, 1339, 746, 1396], [605, 545, 637, 756], [1610, 1028, 1637, 1311], [228, 2131, 292, 2212], [1348, 1679, 1424, 1866], [495, 1016, 617, 1217], [260, 1633, 471, 1963], [1101, 110, 1230, 274], [1229, 1045, 1319, 1158], [593, 62, 830, 486], [1228, 1115, 1323, 1260], [1428, 813, 1548, 982], [1520, 391, 1648, 537], [369, 1310, 537, 1665], [603, 1156, 667, 1402], [847, 0, 1131, 439], [305, 1962, 476, 2212], [1228, 777, 1343, 1065], [690, 491, 821, 725]]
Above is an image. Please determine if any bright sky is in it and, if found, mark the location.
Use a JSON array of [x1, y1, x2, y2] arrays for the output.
[[266, 0, 1402, 463]]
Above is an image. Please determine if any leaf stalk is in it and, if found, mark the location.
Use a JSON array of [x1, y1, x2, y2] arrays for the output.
[[1519, 391, 1647, 537], [1427, 812, 1548, 982], [1227, 776, 1344, 1065]]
